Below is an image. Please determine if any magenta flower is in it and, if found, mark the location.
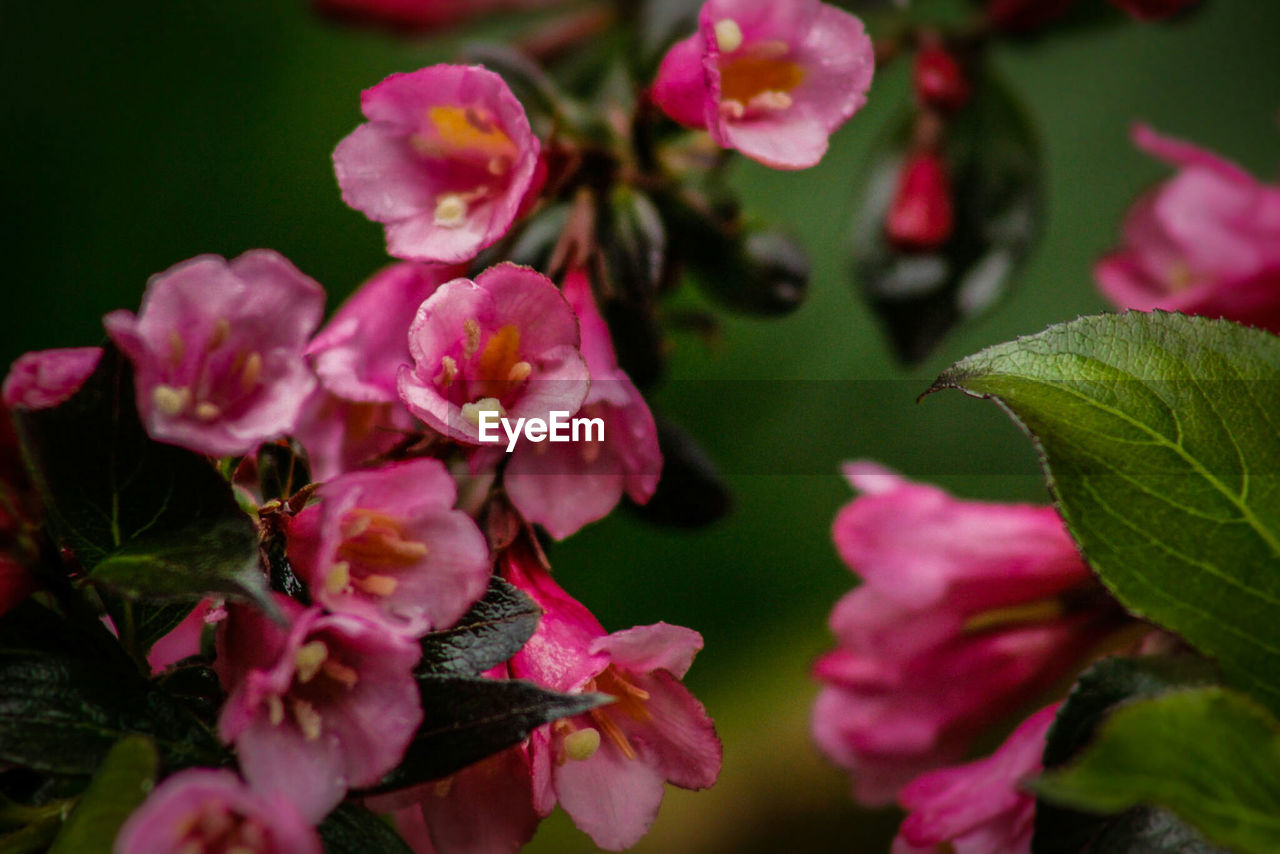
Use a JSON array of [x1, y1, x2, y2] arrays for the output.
[[333, 65, 541, 264], [398, 263, 589, 444], [651, 0, 874, 169], [811, 463, 1116, 805], [2, 347, 101, 410], [292, 392, 416, 483], [114, 768, 321, 854], [1097, 124, 1280, 332], [104, 251, 325, 457], [147, 599, 217, 673], [505, 270, 661, 539], [287, 458, 490, 637], [502, 541, 722, 851], [893, 704, 1060, 854], [216, 597, 422, 821]]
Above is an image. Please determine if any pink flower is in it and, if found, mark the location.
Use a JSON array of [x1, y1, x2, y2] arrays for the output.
[[216, 597, 422, 821], [148, 599, 218, 673], [292, 392, 416, 483], [505, 271, 661, 539], [2, 347, 101, 410], [114, 768, 321, 854], [1097, 124, 1280, 331], [885, 151, 954, 252], [893, 704, 1060, 854], [287, 458, 490, 637], [104, 251, 325, 457], [397, 263, 589, 445], [503, 541, 722, 851], [333, 66, 541, 264], [651, 0, 874, 169], [811, 463, 1115, 805], [1109, 0, 1199, 20]]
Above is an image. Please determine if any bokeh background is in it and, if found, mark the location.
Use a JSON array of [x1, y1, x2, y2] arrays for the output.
[[3, 1, 1279, 850]]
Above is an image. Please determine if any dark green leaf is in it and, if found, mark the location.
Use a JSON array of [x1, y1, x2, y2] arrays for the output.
[[1035, 687, 1280, 854], [369, 676, 608, 793], [930, 312, 1280, 709], [600, 186, 667, 304], [256, 439, 311, 504], [48, 736, 157, 854], [855, 64, 1043, 363], [11, 347, 272, 612], [318, 803, 412, 854], [417, 577, 540, 677]]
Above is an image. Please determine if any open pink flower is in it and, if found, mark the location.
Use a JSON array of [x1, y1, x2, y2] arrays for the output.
[[216, 597, 422, 821], [104, 251, 325, 457], [893, 704, 1059, 854], [287, 458, 490, 637], [2, 347, 101, 410], [503, 541, 722, 851], [505, 271, 661, 539], [812, 463, 1116, 805], [334, 65, 541, 264], [1097, 124, 1280, 332], [114, 768, 321, 854], [651, 0, 874, 169], [398, 263, 589, 444]]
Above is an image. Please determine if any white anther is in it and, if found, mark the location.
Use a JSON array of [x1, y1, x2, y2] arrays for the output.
[[714, 19, 743, 53]]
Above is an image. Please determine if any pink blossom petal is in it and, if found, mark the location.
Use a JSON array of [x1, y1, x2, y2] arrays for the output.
[[554, 740, 667, 851], [2, 347, 101, 410]]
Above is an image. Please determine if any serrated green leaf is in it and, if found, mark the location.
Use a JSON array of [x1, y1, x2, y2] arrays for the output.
[[1036, 687, 1280, 854], [48, 736, 157, 854], [931, 312, 1280, 709], [318, 803, 412, 854], [417, 577, 540, 677]]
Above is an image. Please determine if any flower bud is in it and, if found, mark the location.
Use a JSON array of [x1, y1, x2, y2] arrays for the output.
[[913, 46, 970, 113], [885, 151, 954, 252]]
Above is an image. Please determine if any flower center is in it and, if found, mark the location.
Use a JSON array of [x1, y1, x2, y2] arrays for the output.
[[180, 801, 270, 852], [414, 105, 518, 170], [151, 317, 262, 423], [582, 667, 653, 761], [325, 509, 429, 600], [717, 43, 804, 118]]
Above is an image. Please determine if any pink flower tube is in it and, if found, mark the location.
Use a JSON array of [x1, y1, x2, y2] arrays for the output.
[[652, 0, 874, 169], [812, 463, 1116, 804], [333, 65, 541, 264], [893, 704, 1060, 854], [1096, 124, 1280, 331], [114, 768, 321, 854], [2, 347, 101, 410], [216, 597, 422, 821], [104, 251, 325, 457]]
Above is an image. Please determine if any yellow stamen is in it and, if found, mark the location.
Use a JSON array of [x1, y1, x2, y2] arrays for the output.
[[434, 194, 468, 228], [963, 599, 1065, 634], [461, 397, 505, 427], [152, 385, 190, 417], [241, 352, 263, 391], [322, 659, 360, 688], [266, 694, 285, 727], [719, 49, 805, 107], [564, 726, 602, 761], [293, 640, 329, 684], [713, 19, 743, 53], [463, 319, 482, 359], [436, 355, 458, 388], [195, 401, 222, 421], [325, 562, 351, 595], [506, 360, 533, 383], [353, 573, 399, 597], [293, 699, 323, 741], [207, 318, 231, 350]]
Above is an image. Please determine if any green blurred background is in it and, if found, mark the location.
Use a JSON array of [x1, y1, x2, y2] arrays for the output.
[[3, 1, 1278, 850]]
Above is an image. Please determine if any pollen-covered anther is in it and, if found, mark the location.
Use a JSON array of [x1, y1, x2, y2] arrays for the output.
[[750, 90, 793, 111], [353, 573, 399, 597], [714, 19, 743, 53], [433, 193, 468, 228], [293, 699, 323, 741], [435, 355, 458, 387], [719, 99, 746, 120], [293, 640, 329, 684], [325, 562, 351, 595], [265, 694, 285, 727], [152, 385, 190, 417], [461, 397, 505, 427], [962, 599, 1065, 634], [506, 360, 533, 382], [463, 319, 482, 358], [564, 726, 602, 762], [195, 401, 222, 421], [241, 351, 263, 391], [321, 659, 360, 688]]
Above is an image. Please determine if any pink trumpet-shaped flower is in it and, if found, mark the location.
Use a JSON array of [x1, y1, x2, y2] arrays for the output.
[[216, 597, 422, 821], [502, 541, 722, 851], [334, 65, 541, 264], [652, 0, 874, 169], [397, 263, 589, 444], [114, 768, 321, 854], [287, 458, 490, 637], [1096, 124, 1280, 332], [893, 704, 1060, 854], [505, 270, 661, 539], [812, 463, 1117, 805], [2, 347, 101, 410], [104, 251, 325, 457]]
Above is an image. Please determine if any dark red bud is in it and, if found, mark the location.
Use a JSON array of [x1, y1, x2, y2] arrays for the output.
[[986, 0, 1077, 32], [1108, 0, 1200, 20], [913, 46, 971, 113], [886, 151, 954, 252]]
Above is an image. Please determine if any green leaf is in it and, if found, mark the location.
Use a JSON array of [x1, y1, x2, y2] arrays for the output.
[[1035, 687, 1280, 854], [48, 736, 157, 854], [417, 577, 540, 677], [368, 676, 609, 793], [11, 347, 272, 613], [930, 312, 1280, 709], [1033, 656, 1223, 854], [318, 803, 412, 854]]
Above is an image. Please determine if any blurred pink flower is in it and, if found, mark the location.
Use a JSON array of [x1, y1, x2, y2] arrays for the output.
[[1097, 124, 1280, 331], [893, 703, 1060, 854], [287, 458, 490, 637], [651, 0, 874, 169], [292, 392, 416, 483], [397, 263, 589, 444], [885, 151, 954, 252], [503, 541, 721, 851], [216, 597, 422, 821], [2, 347, 101, 410], [333, 66, 541, 264], [104, 251, 325, 457], [114, 768, 321, 854], [812, 463, 1114, 805], [505, 270, 660, 539]]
